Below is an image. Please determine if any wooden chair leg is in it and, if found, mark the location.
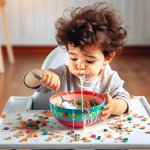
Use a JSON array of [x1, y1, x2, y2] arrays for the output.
[[0, 43, 4, 73], [0, 6, 15, 64]]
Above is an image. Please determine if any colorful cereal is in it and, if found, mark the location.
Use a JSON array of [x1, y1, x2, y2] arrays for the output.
[[43, 131, 49, 135], [97, 136, 102, 140], [127, 117, 132, 121], [123, 138, 128, 142]]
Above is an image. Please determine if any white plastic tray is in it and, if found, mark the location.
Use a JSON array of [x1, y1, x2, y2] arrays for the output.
[[0, 96, 150, 149]]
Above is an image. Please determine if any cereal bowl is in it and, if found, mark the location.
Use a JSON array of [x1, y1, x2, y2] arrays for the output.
[[49, 90, 105, 128]]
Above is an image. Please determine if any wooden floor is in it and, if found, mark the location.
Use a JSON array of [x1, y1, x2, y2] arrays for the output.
[[0, 52, 150, 149], [0, 52, 150, 113]]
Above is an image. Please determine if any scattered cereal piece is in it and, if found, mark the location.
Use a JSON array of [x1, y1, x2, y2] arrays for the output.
[[27, 122, 33, 127], [23, 138, 28, 141], [97, 136, 102, 140], [4, 137, 12, 140], [21, 125, 27, 129], [141, 118, 147, 121], [45, 136, 53, 141], [44, 111, 51, 117], [118, 124, 123, 126], [82, 136, 88, 140], [127, 117, 132, 121], [123, 137, 128, 142], [125, 128, 133, 132], [34, 126, 40, 130], [36, 120, 41, 123], [42, 122, 47, 126], [39, 115, 44, 118], [106, 134, 113, 138], [118, 126, 123, 130], [33, 122, 38, 126], [26, 129, 31, 133], [130, 95, 135, 99], [44, 117, 49, 119], [17, 116, 22, 120], [1, 114, 6, 119], [18, 131, 23, 134], [115, 136, 123, 141], [139, 126, 146, 129], [145, 131, 150, 134], [67, 130, 74, 135], [139, 115, 144, 118], [133, 123, 140, 128], [43, 131, 49, 135], [33, 133, 38, 137], [75, 134, 80, 139], [67, 131, 71, 135], [4, 127, 9, 130], [91, 134, 96, 138], [103, 129, 108, 132], [132, 114, 138, 118], [28, 119, 33, 122], [71, 130, 74, 134], [34, 113, 40, 118]]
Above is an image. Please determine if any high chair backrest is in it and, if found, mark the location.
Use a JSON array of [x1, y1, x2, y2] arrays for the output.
[[32, 46, 68, 110]]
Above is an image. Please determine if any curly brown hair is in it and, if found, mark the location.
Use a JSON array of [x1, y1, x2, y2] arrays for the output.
[[55, 2, 127, 56]]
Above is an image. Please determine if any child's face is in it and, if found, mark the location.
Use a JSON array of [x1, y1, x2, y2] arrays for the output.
[[68, 44, 105, 81]]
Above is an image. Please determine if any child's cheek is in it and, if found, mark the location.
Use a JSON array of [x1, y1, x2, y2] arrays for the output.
[[68, 64, 75, 74]]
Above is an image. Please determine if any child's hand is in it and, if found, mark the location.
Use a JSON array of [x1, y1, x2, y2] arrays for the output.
[[40, 70, 60, 92], [101, 90, 115, 121]]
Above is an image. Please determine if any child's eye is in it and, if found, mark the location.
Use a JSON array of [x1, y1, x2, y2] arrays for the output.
[[86, 60, 95, 64], [70, 58, 77, 61]]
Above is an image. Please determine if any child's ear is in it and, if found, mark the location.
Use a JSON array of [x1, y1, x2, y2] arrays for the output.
[[104, 52, 115, 64]]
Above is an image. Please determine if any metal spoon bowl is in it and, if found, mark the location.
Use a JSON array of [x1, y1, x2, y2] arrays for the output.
[[55, 92, 77, 109]]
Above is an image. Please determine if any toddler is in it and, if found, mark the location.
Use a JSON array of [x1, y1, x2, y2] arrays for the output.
[[23, 2, 130, 121]]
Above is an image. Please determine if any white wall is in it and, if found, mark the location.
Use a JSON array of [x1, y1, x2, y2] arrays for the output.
[[0, 0, 150, 46]]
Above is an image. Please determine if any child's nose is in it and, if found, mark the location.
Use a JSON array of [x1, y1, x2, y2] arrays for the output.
[[79, 68, 85, 71], [77, 64, 86, 70]]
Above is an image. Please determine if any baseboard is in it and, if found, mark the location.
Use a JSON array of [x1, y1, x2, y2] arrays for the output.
[[2, 46, 57, 56], [123, 46, 150, 55], [1, 45, 150, 55]]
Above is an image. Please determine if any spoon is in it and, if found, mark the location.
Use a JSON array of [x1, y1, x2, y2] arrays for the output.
[[55, 91, 77, 109], [32, 72, 77, 109]]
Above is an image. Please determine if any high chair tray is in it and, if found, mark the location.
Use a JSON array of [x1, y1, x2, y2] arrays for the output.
[[0, 96, 150, 149]]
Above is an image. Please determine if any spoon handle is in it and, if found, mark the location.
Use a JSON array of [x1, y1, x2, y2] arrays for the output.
[[56, 91, 64, 102], [33, 72, 41, 80]]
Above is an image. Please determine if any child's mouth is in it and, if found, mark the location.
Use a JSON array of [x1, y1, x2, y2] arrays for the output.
[[75, 72, 88, 81], [76, 73, 87, 77]]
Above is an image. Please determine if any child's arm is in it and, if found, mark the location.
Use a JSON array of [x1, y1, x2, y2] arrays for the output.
[[23, 69, 60, 91], [101, 91, 128, 121]]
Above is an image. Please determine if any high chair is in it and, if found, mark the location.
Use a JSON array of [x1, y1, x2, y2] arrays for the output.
[[31, 46, 68, 110]]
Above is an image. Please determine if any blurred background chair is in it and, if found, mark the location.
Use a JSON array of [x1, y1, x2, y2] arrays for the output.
[[0, 0, 14, 73]]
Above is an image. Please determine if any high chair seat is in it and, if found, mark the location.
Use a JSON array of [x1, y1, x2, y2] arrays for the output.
[[32, 46, 68, 110]]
